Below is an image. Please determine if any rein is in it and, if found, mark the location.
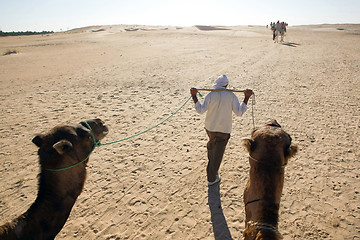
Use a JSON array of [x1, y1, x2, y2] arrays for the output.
[[45, 121, 100, 172]]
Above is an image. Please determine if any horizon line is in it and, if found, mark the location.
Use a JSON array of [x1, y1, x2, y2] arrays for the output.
[[1, 22, 360, 33]]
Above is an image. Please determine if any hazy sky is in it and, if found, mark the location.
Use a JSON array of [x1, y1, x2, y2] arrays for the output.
[[1, 0, 360, 32]]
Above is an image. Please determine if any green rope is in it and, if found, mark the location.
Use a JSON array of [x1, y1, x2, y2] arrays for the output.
[[100, 96, 192, 145], [45, 96, 194, 172], [45, 146, 95, 172]]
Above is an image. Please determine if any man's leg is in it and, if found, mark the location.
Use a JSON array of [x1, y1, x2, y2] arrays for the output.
[[206, 130, 230, 182]]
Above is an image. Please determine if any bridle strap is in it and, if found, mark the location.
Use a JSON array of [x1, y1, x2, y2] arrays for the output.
[[80, 121, 101, 147], [249, 155, 287, 168], [245, 199, 261, 207]]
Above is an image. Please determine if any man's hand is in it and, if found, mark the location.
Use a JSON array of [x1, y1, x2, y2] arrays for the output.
[[190, 88, 198, 103], [190, 88, 198, 96], [243, 89, 253, 105], [244, 89, 253, 98]]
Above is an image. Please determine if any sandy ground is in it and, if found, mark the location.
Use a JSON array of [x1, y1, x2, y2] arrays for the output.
[[0, 24, 359, 239]]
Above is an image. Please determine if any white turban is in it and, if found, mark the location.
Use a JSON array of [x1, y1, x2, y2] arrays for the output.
[[213, 74, 229, 89]]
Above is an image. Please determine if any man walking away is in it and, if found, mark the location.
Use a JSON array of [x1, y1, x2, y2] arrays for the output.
[[190, 74, 253, 186]]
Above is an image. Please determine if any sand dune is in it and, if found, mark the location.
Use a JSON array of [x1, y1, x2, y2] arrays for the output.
[[0, 24, 359, 239]]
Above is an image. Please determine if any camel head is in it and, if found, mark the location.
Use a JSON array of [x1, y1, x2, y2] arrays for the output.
[[32, 118, 109, 171], [242, 119, 297, 167], [0, 119, 108, 240]]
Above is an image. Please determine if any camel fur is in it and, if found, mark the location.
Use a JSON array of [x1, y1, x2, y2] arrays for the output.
[[0, 119, 108, 240], [242, 120, 297, 240]]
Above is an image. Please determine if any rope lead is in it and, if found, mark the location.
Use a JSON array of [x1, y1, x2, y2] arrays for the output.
[[100, 96, 192, 146]]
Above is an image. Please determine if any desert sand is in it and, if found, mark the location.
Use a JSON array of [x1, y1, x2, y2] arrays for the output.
[[0, 24, 359, 239]]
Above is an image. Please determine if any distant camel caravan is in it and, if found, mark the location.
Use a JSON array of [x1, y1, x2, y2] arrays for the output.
[[270, 21, 288, 43], [0, 119, 108, 240], [242, 120, 298, 240]]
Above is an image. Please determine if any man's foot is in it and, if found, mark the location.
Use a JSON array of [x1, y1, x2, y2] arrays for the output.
[[208, 174, 221, 186]]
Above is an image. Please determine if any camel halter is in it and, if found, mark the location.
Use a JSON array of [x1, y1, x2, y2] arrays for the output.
[[45, 121, 100, 172], [249, 155, 287, 168]]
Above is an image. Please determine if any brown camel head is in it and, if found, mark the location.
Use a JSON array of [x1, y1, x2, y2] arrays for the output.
[[32, 118, 108, 171], [242, 119, 297, 168], [242, 120, 297, 240]]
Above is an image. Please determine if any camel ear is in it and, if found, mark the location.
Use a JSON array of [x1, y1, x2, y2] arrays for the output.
[[32, 135, 44, 147], [53, 140, 73, 155], [285, 144, 298, 159], [242, 138, 254, 153], [251, 128, 258, 135]]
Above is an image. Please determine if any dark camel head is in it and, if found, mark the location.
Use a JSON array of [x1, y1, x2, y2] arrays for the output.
[[0, 119, 108, 240], [32, 118, 108, 171]]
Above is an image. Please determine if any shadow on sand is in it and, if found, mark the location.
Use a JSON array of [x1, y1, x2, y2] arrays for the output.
[[281, 42, 301, 47], [195, 25, 231, 31], [208, 183, 233, 240]]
